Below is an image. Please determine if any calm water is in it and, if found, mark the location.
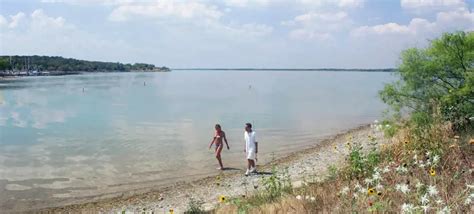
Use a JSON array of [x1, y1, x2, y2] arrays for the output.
[[0, 70, 394, 209]]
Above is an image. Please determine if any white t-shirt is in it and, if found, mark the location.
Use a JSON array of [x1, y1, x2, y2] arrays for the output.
[[244, 131, 257, 152]]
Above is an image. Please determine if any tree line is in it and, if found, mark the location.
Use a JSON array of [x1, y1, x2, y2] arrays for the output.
[[0, 55, 169, 72]]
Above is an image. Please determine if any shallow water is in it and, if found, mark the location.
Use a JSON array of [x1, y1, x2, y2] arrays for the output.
[[0, 70, 394, 209]]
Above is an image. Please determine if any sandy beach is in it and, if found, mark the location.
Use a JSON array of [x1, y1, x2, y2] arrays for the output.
[[31, 124, 388, 214]]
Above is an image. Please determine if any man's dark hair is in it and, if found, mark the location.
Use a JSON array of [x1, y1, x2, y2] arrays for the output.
[[245, 123, 252, 128]]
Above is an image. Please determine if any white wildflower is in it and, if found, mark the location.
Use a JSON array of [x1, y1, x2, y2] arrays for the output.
[[364, 178, 373, 185], [354, 183, 362, 191], [464, 197, 472, 205], [385, 124, 390, 128], [436, 199, 443, 205], [466, 184, 474, 189], [426, 160, 432, 166], [421, 205, 430, 213], [296, 195, 302, 200], [420, 194, 430, 205], [340, 186, 350, 195], [401, 203, 415, 214], [428, 185, 438, 196], [353, 192, 359, 199], [382, 166, 390, 173], [396, 184, 411, 194], [433, 155, 440, 164], [438, 206, 450, 214], [416, 181, 424, 189], [396, 165, 408, 173], [373, 167, 380, 172], [372, 171, 381, 181], [310, 196, 316, 202], [419, 163, 426, 168], [426, 151, 431, 156], [305, 195, 310, 200], [413, 154, 418, 160], [376, 183, 384, 191], [374, 120, 379, 124]]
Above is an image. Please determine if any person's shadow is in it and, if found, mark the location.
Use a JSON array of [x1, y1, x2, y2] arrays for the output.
[[219, 168, 273, 175], [254, 171, 273, 175], [221, 167, 240, 171]]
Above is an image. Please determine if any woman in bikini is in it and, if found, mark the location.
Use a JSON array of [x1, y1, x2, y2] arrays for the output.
[[208, 124, 230, 170]]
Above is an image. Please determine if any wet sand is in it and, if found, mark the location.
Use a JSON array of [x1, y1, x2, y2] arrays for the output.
[[20, 124, 389, 214]]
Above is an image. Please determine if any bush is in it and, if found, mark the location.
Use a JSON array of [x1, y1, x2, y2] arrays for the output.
[[380, 31, 474, 131]]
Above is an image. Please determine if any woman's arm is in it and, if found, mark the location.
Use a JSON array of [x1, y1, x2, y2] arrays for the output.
[[208, 137, 215, 149]]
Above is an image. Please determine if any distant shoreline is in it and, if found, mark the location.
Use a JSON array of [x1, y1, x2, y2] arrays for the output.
[[174, 68, 396, 72], [0, 69, 171, 78]]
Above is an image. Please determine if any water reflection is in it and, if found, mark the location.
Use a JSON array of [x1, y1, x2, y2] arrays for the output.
[[0, 71, 395, 209]]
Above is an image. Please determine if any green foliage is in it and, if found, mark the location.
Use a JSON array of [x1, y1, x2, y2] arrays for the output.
[[347, 142, 380, 179], [0, 58, 9, 70], [380, 31, 474, 130], [185, 198, 205, 214], [261, 166, 292, 201], [327, 165, 338, 180]]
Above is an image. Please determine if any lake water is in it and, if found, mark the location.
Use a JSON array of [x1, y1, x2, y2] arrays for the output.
[[0, 70, 395, 210]]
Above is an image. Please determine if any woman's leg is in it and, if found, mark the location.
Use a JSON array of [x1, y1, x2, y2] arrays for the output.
[[216, 144, 224, 169]]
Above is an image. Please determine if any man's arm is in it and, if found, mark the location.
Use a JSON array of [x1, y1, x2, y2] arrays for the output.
[[255, 142, 258, 153], [223, 132, 230, 150]]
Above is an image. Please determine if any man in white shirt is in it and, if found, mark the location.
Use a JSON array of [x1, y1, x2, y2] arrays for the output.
[[244, 123, 258, 176]]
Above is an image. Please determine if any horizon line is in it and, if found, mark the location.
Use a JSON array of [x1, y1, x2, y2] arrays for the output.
[[172, 68, 397, 71]]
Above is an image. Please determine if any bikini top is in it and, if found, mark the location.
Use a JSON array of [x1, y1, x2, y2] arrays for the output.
[[215, 131, 222, 138]]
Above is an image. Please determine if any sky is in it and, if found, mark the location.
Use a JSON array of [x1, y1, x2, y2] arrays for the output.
[[0, 0, 473, 68]]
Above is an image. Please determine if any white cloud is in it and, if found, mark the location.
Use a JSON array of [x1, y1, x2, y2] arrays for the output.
[[351, 7, 473, 37], [236, 23, 273, 36], [298, 0, 365, 9], [223, 0, 271, 7], [31, 9, 66, 28], [401, 0, 467, 13], [289, 30, 332, 40], [108, 0, 223, 22], [0, 15, 7, 27], [41, 0, 136, 5], [0, 9, 138, 64], [284, 11, 352, 40], [8, 12, 25, 28]]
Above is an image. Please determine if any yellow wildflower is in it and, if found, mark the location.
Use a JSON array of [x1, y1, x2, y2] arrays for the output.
[[429, 168, 436, 176], [219, 195, 226, 203], [169, 208, 174, 214], [368, 188, 375, 195]]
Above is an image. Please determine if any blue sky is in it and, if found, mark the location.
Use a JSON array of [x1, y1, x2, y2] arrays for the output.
[[0, 0, 473, 68]]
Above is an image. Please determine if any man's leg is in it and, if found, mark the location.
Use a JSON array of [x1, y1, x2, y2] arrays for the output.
[[250, 160, 256, 172]]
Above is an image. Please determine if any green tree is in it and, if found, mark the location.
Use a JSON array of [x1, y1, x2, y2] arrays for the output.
[[380, 31, 474, 130], [0, 58, 9, 70]]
